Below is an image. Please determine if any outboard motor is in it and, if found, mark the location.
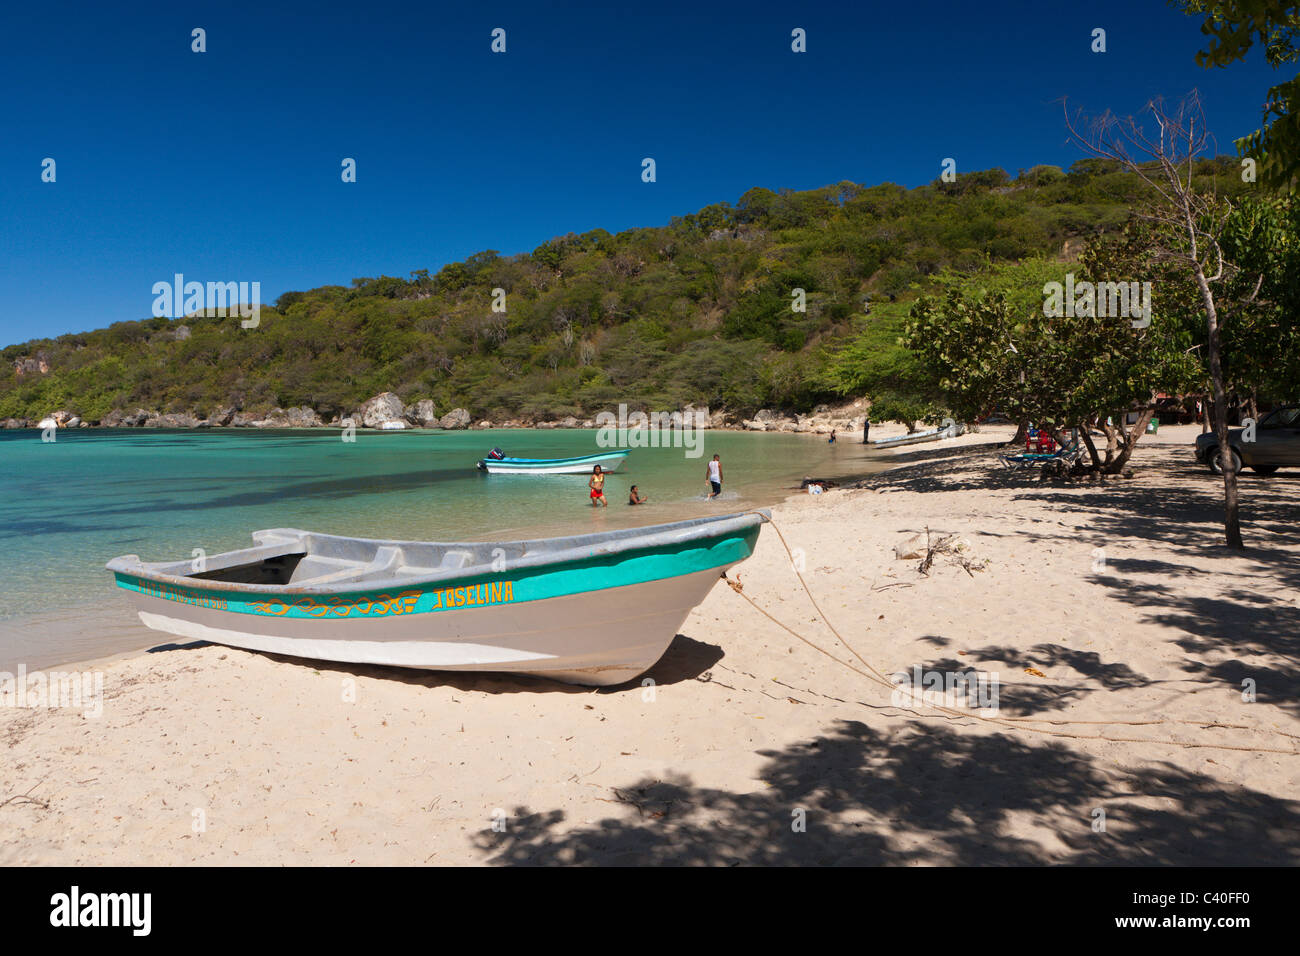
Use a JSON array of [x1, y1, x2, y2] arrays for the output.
[[487, 447, 506, 460]]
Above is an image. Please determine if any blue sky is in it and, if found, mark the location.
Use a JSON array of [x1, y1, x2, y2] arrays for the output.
[[0, 0, 1282, 346]]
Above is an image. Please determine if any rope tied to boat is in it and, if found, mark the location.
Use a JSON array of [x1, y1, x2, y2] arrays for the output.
[[723, 511, 1300, 756]]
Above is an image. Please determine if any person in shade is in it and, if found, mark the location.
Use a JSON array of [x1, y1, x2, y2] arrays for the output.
[[863, 416, 871, 444], [628, 485, 648, 505], [706, 454, 723, 499], [588, 464, 607, 507], [829, 429, 837, 444]]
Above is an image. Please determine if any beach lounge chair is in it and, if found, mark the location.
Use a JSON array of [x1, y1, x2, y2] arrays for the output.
[[998, 437, 1082, 471]]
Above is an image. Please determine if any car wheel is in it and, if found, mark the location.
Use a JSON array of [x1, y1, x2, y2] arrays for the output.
[[1210, 447, 1243, 476], [1253, 464, 1280, 475]]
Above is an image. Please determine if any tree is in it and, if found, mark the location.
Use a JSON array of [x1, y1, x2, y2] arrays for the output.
[[1176, 0, 1300, 191], [1066, 93, 1247, 547], [903, 255, 1200, 474]]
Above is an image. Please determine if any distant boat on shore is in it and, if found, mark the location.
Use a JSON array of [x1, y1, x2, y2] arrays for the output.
[[477, 449, 630, 474], [870, 422, 965, 449], [105, 512, 764, 686]]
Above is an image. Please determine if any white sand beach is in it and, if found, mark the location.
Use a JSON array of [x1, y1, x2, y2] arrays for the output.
[[3, 425, 1298, 865]]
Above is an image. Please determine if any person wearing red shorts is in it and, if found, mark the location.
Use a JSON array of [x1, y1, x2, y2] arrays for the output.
[[589, 465, 607, 507]]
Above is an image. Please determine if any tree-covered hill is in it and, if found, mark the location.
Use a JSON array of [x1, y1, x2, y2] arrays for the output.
[[0, 158, 1250, 425]]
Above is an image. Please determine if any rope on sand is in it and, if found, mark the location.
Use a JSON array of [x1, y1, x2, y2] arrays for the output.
[[723, 511, 1300, 756]]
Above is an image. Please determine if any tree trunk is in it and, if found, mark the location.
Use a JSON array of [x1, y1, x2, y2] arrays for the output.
[[1102, 408, 1153, 473], [1011, 420, 1029, 446], [1194, 263, 1243, 548], [1079, 421, 1103, 469]]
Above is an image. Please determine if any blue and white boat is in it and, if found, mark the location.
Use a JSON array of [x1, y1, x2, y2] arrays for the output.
[[106, 512, 765, 686], [477, 449, 630, 474]]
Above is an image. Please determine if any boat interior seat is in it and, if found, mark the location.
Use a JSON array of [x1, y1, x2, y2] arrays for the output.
[[290, 546, 407, 586], [438, 550, 474, 570]]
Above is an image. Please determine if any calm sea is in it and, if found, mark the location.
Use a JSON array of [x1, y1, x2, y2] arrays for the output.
[[0, 427, 882, 670]]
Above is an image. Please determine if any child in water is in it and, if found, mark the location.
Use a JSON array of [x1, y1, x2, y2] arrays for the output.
[[589, 465, 607, 507], [628, 485, 647, 505]]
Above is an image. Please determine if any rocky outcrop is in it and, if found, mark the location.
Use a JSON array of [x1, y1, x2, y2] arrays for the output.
[[101, 408, 155, 427], [149, 412, 202, 428], [407, 399, 437, 427], [1, 417, 33, 429], [209, 405, 237, 426], [281, 406, 322, 427], [358, 392, 406, 428], [438, 408, 471, 430], [13, 355, 50, 377]]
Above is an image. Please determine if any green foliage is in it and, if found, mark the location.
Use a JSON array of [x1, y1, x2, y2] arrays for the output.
[[1177, 0, 1300, 191], [0, 166, 1215, 422]]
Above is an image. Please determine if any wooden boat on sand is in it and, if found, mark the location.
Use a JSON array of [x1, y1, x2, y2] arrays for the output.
[[870, 422, 965, 448], [106, 512, 765, 686]]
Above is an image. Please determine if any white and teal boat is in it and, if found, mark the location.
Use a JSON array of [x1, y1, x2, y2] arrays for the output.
[[106, 512, 765, 686], [477, 449, 630, 475]]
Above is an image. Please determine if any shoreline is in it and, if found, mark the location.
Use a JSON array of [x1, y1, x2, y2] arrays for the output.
[[11, 423, 1292, 866]]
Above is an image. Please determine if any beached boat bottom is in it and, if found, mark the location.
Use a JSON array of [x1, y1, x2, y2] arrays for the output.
[[128, 565, 727, 686]]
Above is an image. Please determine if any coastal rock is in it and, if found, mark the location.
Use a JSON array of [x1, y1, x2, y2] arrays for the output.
[[474, 420, 493, 429], [438, 408, 471, 430], [64, 416, 82, 428], [2, 418, 32, 429], [123, 409, 155, 427], [744, 420, 768, 431], [408, 399, 438, 427], [283, 406, 322, 427], [558, 416, 579, 428], [151, 412, 202, 428], [378, 420, 408, 430], [753, 409, 779, 423], [38, 416, 58, 430], [208, 406, 237, 426], [359, 392, 407, 428]]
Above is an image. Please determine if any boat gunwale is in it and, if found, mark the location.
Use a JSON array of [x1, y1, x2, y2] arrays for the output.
[[105, 510, 768, 597]]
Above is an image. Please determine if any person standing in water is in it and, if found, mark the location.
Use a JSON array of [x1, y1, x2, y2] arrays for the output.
[[628, 485, 647, 505], [828, 429, 836, 444], [863, 416, 870, 444], [589, 465, 607, 507], [706, 454, 723, 499]]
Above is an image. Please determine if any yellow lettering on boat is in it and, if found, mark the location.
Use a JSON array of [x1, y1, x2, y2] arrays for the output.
[[504, 581, 513, 601], [455, 588, 466, 607], [490, 582, 501, 603]]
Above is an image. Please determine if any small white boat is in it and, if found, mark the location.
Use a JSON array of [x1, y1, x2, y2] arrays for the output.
[[106, 512, 765, 686], [870, 422, 965, 448], [478, 449, 629, 475]]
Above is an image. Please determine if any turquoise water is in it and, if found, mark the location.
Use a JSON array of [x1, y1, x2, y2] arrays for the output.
[[0, 427, 881, 669]]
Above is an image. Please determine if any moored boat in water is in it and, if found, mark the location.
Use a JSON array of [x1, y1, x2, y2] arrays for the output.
[[477, 449, 630, 474], [106, 511, 765, 686]]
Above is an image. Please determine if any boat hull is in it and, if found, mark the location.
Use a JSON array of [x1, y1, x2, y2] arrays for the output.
[[108, 512, 763, 686], [125, 566, 723, 685]]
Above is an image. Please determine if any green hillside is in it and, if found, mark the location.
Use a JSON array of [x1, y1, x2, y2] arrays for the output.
[[0, 158, 1251, 424]]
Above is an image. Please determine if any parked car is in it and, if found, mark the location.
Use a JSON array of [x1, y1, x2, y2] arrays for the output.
[[1195, 405, 1300, 475]]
